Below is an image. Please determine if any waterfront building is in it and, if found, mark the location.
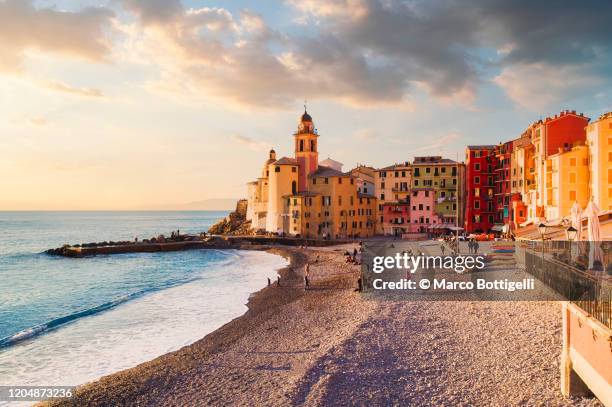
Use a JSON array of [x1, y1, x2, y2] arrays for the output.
[[464, 146, 497, 233], [246, 110, 377, 238], [586, 112, 612, 211], [531, 111, 589, 219], [411, 156, 464, 227], [545, 144, 590, 220], [510, 133, 536, 228], [494, 140, 514, 231], [373, 162, 412, 235]]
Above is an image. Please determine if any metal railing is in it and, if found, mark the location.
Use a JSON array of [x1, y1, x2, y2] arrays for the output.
[[523, 244, 611, 329]]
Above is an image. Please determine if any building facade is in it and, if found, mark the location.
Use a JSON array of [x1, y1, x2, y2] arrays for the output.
[[464, 146, 497, 233], [586, 112, 612, 211], [246, 110, 377, 239]]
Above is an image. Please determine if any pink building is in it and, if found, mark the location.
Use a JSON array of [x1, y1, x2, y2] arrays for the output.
[[409, 188, 440, 233]]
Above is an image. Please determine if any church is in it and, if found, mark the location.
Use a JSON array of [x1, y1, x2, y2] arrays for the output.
[[246, 110, 377, 239]]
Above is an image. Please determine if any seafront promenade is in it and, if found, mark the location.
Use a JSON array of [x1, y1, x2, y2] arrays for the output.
[[42, 242, 602, 407]]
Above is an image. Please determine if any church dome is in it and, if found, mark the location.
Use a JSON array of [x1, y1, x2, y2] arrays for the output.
[[300, 111, 312, 122]]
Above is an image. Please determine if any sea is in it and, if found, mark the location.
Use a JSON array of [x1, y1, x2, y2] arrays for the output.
[[0, 211, 287, 394]]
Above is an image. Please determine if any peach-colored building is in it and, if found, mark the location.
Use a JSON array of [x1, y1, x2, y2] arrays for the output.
[[586, 111, 612, 211]]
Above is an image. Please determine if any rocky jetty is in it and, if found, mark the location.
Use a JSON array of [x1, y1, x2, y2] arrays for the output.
[[208, 199, 252, 235]]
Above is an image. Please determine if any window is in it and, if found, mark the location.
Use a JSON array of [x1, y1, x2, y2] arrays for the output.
[[402, 171, 406, 177], [292, 167, 296, 173], [442, 167, 446, 173], [338, 196, 342, 205], [310, 140, 315, 151], [474, 188, 480, 197], [324, 178, 329, 184], [569, 172, 576, 183], [381, 182, 385, 189], [418, 204, 423, 210], [426, 167, 431, 173], [414, 180, 419, 186], [312, 178, 317, 184], [475, 176, 480, 184], [338, 178, 342, 184], [569, 190, 577, 201], [292, 181, 297, 195], [424, 191, 429, 197], [569, 157, 576, 166], [275, 166, 280, 172], [395, 171, 399, 177], [299, 139, 304, 152], [488, 215, 494, 223], [380, 193, 385, 200], [474, 201, 480, 209], [414, 168, 420, 177], [475, 163, 480, 171]]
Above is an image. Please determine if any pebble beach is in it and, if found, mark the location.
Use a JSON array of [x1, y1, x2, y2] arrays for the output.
[[42, 244, 602, 407]]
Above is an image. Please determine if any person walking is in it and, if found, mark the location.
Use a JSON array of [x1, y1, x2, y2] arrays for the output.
[[304, 262, 310, 290], [474, 241, 479, 254], [440, 244, 445, 256]]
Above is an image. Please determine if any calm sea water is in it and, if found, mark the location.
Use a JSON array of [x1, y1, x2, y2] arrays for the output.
[[0, 211, 287, 393]]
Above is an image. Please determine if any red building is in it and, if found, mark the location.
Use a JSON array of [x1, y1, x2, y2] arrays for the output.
[[381, 202, 410, 237], [494, 140, 513, 226], [464, 145, 498, 233]]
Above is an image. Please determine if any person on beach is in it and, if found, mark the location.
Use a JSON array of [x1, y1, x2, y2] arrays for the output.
[[441, 244, 445, 256], [474, 241, 479, 254], [277, 276, 281, 287], [268, 277, 271, 287], [304, 275, 310, 289]]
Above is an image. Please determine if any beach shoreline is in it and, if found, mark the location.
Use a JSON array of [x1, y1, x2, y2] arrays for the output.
[[41, 243, 365, 406], [40, 243, 602, 407]]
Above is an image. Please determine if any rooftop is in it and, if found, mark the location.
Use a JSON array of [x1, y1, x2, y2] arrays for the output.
[[272, 157, 299, 166]]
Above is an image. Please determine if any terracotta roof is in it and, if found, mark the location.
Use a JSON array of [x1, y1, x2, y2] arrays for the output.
[[412, 158, 458, 165], [273, 157, 298, 165]]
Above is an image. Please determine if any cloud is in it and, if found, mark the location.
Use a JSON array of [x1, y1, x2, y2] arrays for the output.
[[43, 81, 105, 98], [493, 63, 603, 111], [0, 0, 115, 73], [230, 134, 271, 151], [119, 0, 611, 110]]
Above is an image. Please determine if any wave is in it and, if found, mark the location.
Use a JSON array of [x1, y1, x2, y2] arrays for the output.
[[0, 249, 245, 349], [0, 288, 161, 349]]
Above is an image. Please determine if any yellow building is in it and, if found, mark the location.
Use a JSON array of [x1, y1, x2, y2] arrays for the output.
[[586, 112, 612, 211], [246, 110, 377, 238], [545, 144, 590, 220]]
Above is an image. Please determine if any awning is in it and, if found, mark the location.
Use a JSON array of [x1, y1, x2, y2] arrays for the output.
[[490, 224, 505, 232], [447, 226, 464, 231], [519, 220, 533, 228]]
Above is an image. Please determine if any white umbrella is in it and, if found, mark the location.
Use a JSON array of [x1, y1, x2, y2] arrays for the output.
[[584, 201, 603, 270], [570, 201, 583, 241]]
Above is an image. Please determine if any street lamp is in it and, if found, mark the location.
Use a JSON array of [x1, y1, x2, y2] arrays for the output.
[[566, 226, 577, 265], [538, 222, 547, 254]]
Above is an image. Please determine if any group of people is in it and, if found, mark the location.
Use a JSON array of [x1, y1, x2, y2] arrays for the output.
[[468, 238, 480, 254], [344, 247, 362, 265]]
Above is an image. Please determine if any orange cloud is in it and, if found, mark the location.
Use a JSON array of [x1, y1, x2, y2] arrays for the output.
[[0, 0, 115, 72]]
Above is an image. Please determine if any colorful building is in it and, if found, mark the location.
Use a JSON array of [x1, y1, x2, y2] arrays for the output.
[[374, 162, 411, 234], [494, 140, 514, 229], [411, 156, 464, 227], [586, 112, 612, 211], [545, 144, 590, 220], [246, 110, 377, 239], [464, 146, 497, 233], [531, 111, 589, 220]]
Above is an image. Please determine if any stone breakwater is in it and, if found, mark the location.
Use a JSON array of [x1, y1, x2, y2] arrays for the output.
[[45, 235, 350, 257]]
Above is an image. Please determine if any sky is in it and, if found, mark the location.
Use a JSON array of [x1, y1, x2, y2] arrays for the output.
[[1, 0, 611, 210]]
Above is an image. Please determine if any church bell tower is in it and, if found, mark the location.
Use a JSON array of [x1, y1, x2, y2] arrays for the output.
[[294, 108, 319, 191]]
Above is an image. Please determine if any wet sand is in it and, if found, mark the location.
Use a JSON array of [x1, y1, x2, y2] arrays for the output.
[[42, 244, 601, 407]]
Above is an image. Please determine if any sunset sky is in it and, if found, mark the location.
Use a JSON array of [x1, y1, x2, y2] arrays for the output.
[[1, 0, 611, 210]]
